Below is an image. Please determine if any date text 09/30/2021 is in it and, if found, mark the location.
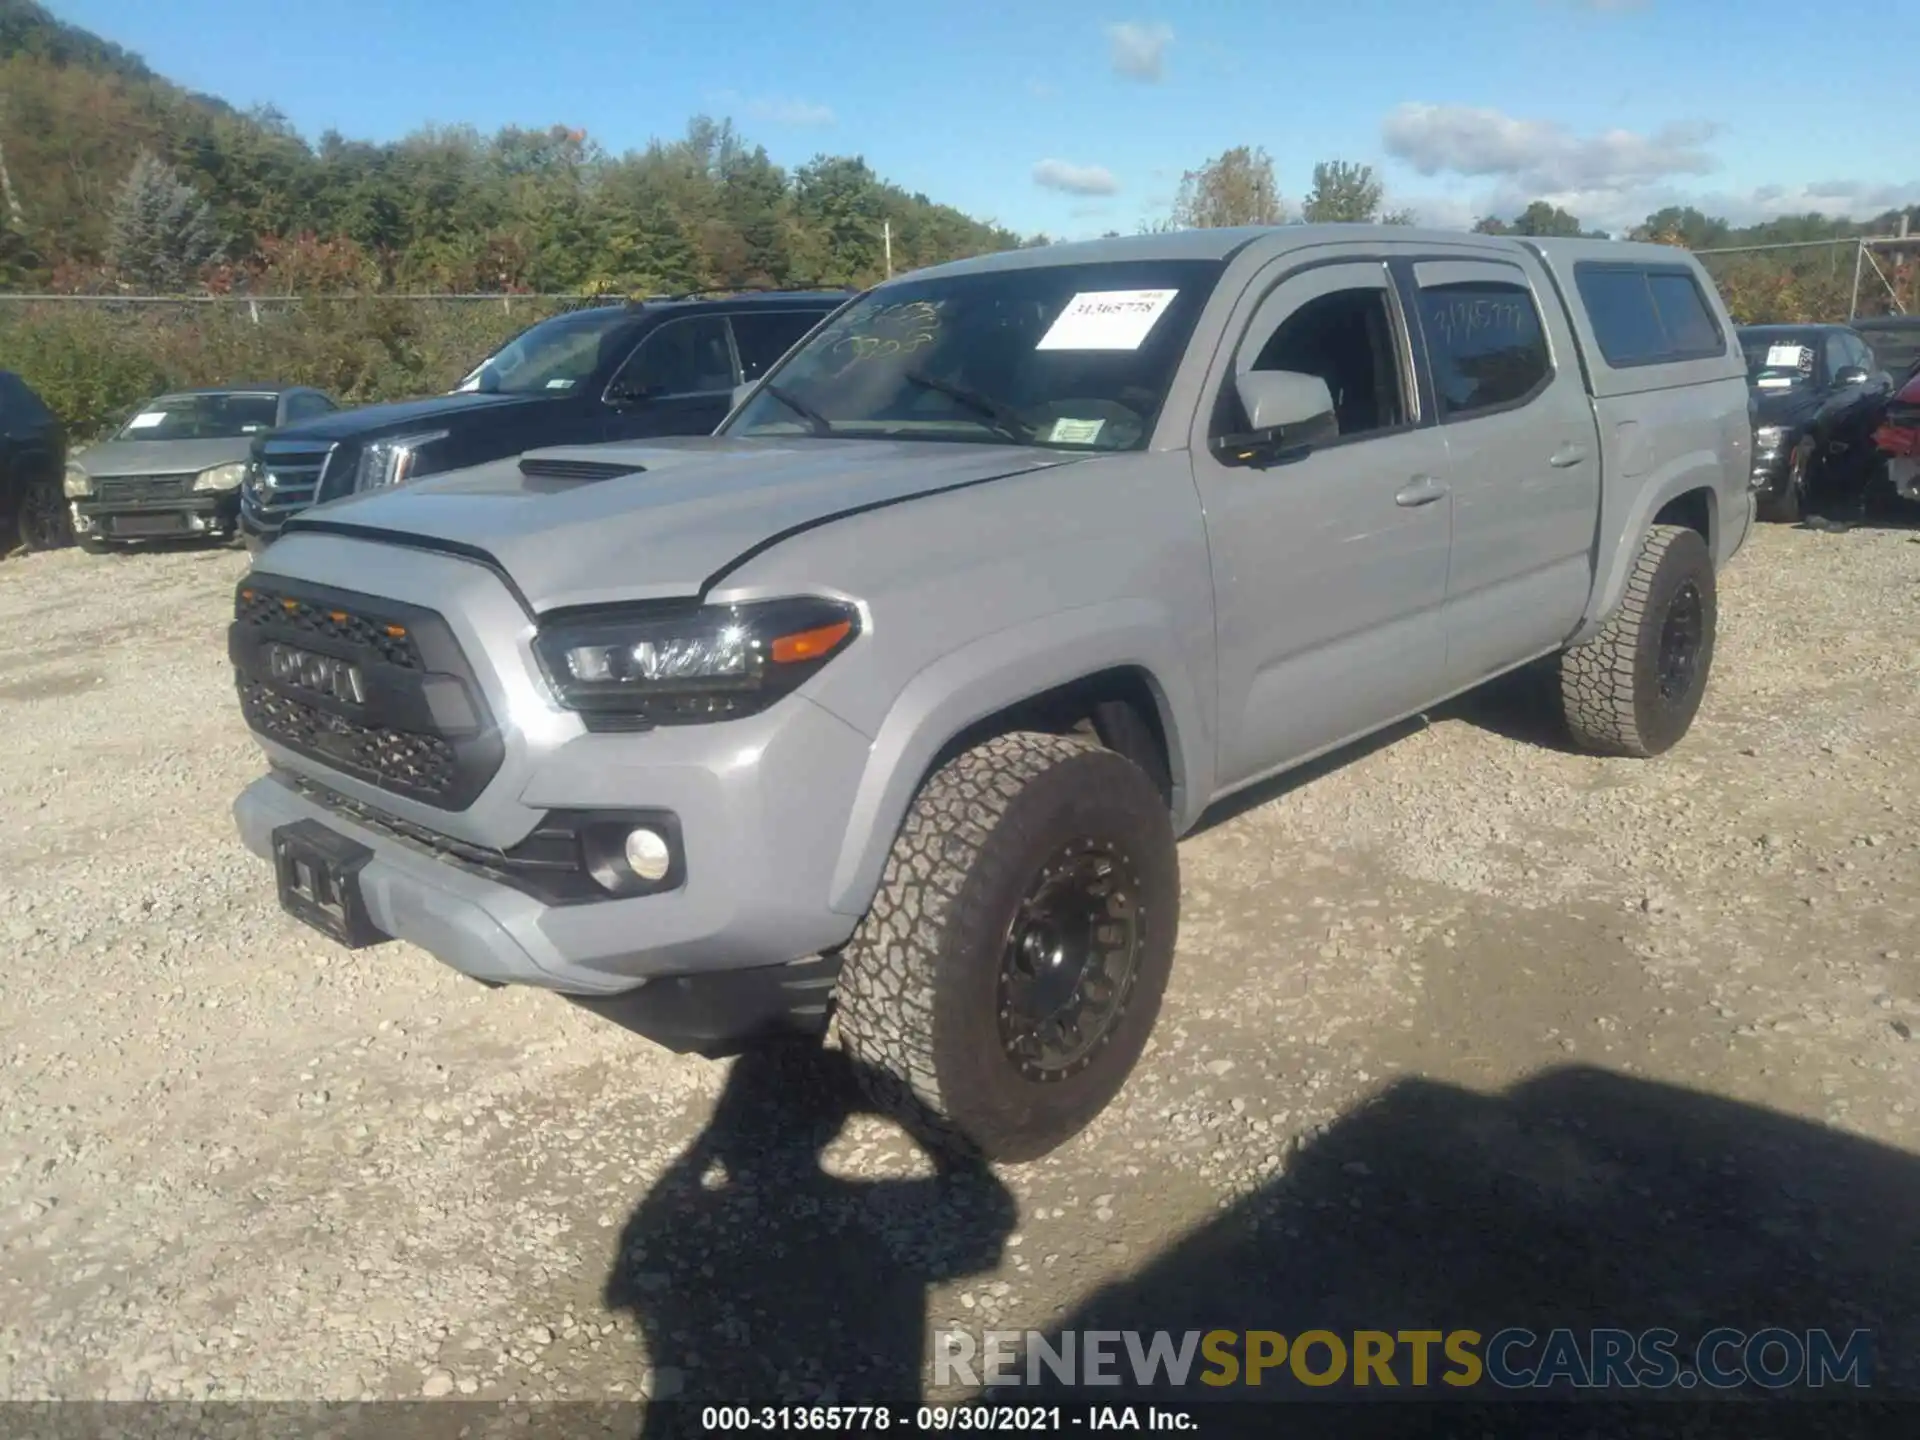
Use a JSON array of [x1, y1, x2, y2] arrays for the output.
[[698, 1404, 1196, 1432]]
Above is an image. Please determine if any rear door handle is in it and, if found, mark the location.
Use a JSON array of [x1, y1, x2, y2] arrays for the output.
[[1550, 443, 1589, 468], [1394, 475, 1448, 508]]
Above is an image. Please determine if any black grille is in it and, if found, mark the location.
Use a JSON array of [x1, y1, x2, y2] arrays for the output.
[[249, 443, 334, 517], [230, 577, 503, 811], [94, 473, 195, 503], [241, 681, 456, 799], [236, 584, 421, 669]]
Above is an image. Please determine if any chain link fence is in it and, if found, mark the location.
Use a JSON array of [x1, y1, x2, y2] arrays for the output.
[[0, 293, 635, 441]]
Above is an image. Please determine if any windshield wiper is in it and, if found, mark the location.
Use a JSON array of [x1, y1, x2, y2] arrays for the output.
[[902, 370, 1035, 444], [761, 383, 833, 436]]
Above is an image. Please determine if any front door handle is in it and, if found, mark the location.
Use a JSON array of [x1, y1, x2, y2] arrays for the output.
[[1550, 443, 1589, 468], [1394, 475, 1448, 507]]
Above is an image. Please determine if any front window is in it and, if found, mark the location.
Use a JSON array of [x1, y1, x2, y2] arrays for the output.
[[723, 259, 1227, 450], [115, 392, 280, 441], [454, 306, 635, 396], [1741, 332, 1819, 391]]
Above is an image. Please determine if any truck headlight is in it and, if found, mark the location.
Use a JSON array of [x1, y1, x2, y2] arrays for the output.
[[532, 596, 861, 726], [1754, 425, 1786, 452], [63, 463, 92, 498], [193, 461, 249, 492], [355, 430, 449, 491]]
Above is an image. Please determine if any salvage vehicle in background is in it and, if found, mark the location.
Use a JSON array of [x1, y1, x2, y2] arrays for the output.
[[227, 227, 1752, 1162], [1872, 366, 1920, 504], [1851, 314, 1920, 389], [1737, 323, 1893, 522], [65, 385, 338, 553], [238, 290, 849, 552], [1, 370, 71, 555]]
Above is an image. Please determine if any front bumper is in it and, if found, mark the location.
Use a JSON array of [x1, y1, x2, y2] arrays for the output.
[[1748, 446, 1790, 496], [73, 492, 238, 542], [232, 693, 874, 998]]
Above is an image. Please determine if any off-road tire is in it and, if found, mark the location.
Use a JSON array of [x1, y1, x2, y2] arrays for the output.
[[1558, 523, 1716, 758], [832, 730, 1179, 1164], [1756, 439, 1810, 524]]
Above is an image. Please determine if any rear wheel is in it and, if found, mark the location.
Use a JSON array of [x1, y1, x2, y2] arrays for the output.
[[1557, 524, 1716, 758], [832, 731, 1179, 1163]]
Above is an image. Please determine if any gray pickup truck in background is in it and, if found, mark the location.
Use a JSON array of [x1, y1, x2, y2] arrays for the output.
[[228, 226, 1752, 1162]]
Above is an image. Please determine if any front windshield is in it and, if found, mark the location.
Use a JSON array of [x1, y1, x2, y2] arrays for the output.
[[724, 259, 1227, 450], [115, 392, 279, 441], [454, 305, 635, 396], [1740, 332, 1818, 390]]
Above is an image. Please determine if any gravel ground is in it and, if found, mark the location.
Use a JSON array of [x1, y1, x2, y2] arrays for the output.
[[0, 519, 1916, 1412]]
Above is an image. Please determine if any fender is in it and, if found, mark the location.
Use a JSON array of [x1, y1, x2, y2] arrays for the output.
[[1566, 458, 1722, 648], [823, 600, 1214, 918]]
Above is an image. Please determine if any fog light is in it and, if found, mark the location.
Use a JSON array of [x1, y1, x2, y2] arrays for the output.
[[623, 827, 671, 882]]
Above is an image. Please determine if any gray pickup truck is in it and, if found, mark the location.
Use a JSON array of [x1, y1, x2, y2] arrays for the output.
[[229, 226, 1753, 1161]]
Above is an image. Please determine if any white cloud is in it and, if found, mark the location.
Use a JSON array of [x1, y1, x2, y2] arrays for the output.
[[1107, 21, 1173, 81], [1382, 103, 1717, 194], [711, 90, 835, 127], [1033, 159, 1121, 196]]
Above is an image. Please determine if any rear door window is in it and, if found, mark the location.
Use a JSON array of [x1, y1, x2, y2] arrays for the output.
[[731, 310, 828, 381], [1417, 279, 1552, 419]]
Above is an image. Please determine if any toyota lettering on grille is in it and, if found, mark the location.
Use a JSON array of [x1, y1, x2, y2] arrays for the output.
[[266, 643, 368, 705]]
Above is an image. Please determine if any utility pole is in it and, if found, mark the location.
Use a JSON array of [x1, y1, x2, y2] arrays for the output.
[[883, 219, 893, 279], [1849, 237, 1865, 321]]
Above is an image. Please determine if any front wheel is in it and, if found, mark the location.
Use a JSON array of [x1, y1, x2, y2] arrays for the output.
[[1756, 439, 1810, 523], [832, 731, 1179, 1164], [1557, 523, 1716, 758], [15, 480, 74, 553]]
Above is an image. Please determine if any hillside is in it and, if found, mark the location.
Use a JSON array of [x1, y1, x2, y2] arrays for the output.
[[0, 0, 1030, 294]]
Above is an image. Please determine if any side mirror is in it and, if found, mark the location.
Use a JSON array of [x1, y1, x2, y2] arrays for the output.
[[1835, 366, 1869, 388], [1210, 370, 1338, 466]]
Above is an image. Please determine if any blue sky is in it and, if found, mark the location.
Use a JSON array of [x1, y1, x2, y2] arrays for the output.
[[56, 0, 1919, 239]]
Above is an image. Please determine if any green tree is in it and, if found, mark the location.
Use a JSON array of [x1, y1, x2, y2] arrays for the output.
[[1168, 146, 1284, 229], [1509, 200, 1585, 238], [1300, 159, 1384, 223], [105, 149, 220, 290]]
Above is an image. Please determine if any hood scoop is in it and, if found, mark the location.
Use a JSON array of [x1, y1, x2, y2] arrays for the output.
[[517, 455, 646, 483]]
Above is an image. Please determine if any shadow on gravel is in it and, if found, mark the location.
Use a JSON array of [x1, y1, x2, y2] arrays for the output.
[[974, 1065, 1917, 1433], [611, 1057, 1918, 1434], [604, 1041, 1017, 1432]]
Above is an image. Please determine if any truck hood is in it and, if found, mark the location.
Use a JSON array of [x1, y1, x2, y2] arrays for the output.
[[1749, 384, 1820, 428], [271, 390, 554, 442], [71, 436, 255, 476], [283, 436, 1090, 610]]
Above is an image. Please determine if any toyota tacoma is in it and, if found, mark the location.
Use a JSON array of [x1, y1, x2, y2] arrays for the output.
[[229, 227, 1753, 1162]]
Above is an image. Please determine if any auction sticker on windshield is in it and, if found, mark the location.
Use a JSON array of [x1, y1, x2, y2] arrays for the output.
[[1765, 344, 1811, 369], [125, 411, 168, 429], [1037, 290, 1178, 351]]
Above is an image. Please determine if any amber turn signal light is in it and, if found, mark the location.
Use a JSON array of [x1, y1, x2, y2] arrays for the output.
[[770, 620, 853, 665]]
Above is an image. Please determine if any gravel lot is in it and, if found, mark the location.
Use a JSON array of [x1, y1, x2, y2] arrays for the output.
[[1, 518, 1916, 1409]]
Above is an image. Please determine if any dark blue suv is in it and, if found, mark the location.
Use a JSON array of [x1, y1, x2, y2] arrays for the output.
[[240, 290, 848, 551]]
